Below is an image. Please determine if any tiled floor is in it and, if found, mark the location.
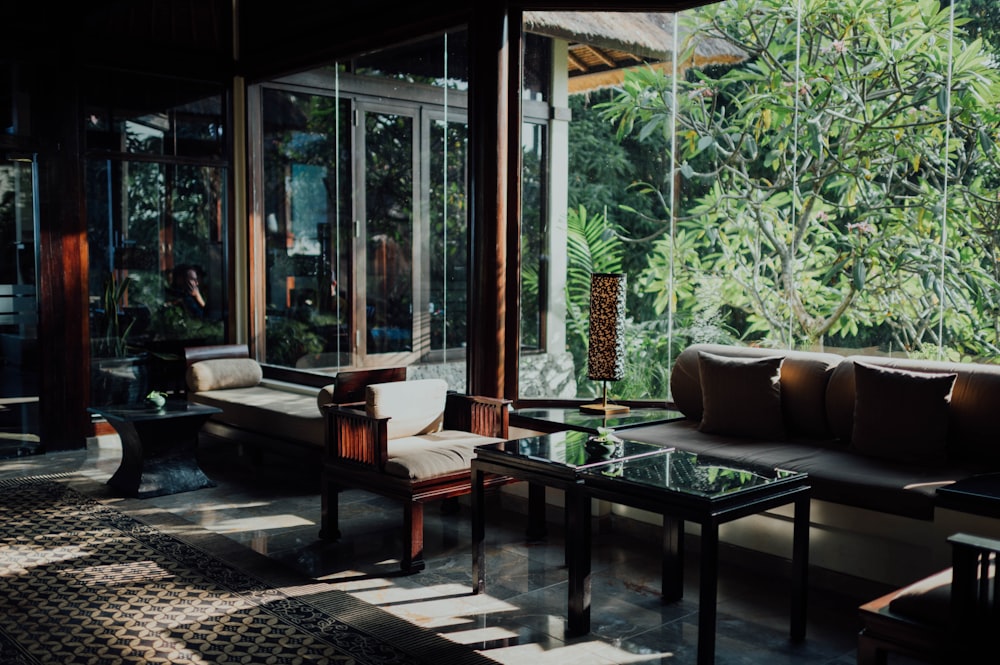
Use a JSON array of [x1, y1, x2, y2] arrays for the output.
[[0, 436, 894, 665]]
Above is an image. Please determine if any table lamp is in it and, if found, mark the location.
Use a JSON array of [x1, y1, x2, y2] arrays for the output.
[[580, 272, 630, 415]]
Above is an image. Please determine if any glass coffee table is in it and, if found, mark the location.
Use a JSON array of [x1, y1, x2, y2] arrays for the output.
[[470, 429, 673, 634], [510, 406, 684, 434], [579, 449, 810, 665]]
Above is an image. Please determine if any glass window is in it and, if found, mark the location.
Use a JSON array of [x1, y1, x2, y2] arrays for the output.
[[0, 154, 40, 451], [256, 31, 469, 391], [84, 75, 227, 405], [521, 1, 1000, 403]]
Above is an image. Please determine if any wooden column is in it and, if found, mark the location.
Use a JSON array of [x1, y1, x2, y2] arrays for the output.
[[467, 1, 511, 399], [36, 57, 90, 451]]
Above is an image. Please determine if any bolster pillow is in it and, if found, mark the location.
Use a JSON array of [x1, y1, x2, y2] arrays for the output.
[[316, 384, 338, 412], [186, 358, 263, 392]]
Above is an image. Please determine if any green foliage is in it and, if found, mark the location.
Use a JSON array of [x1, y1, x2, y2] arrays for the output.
[[596, 0, 1000, 356], [265, 317, 325, 367], [92, 275, 137, 358]]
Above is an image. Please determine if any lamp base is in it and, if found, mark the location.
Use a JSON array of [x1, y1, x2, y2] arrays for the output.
[[579, 402, 630, 415]]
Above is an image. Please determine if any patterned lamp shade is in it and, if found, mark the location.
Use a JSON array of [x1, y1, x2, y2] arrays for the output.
[[586, 273, 627, 382]]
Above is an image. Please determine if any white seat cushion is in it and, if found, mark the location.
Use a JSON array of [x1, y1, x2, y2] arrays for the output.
[[384, 430, 504, 480]]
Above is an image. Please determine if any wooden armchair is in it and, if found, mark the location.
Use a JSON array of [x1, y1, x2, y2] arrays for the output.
[[857, 532, 1000, 664], [319, 378, 514, 572]]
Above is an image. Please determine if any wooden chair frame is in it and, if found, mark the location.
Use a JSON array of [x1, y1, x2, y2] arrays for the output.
[[320, 391, 514, 572], [858, 532, 1000, 664]]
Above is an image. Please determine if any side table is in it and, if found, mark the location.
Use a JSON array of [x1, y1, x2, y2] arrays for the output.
[[88, 400, 222, 498], [936, 473, 1000, 518], [509, 407, 684, 536], [579, 450, 810, 665], [471, 430, 673, 635], [510, 406, 683, 435]]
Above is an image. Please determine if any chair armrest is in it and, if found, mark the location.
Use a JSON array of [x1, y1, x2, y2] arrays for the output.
[[325, 405, 390, 469], [443, 393, 510, 439], [948, 532, 1000, 637]]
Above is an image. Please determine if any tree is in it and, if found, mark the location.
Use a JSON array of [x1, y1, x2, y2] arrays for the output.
[[600, 0, 1000, 357]]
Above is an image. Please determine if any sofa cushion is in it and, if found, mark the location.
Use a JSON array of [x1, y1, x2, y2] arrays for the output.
[[190, 385, 324, 449], [827, 355, 1000, 464], [383, 430, 504, 480], [186, 358, 263, 392], [886, 568, 952, 627], [624, 417, 977, 519], [697, 351, 785, 440], [672, 343, 842, 438], [366, 379, 447, 440], [850, 362, 957, 464]]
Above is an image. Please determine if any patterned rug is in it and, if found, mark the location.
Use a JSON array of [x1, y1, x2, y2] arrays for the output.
[[0, 477, 496, 665]]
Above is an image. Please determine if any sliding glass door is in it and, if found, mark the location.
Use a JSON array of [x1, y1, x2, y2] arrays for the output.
[[256, 31, 470, 389]]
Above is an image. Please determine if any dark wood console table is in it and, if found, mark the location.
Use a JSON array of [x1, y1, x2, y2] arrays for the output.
[[88, 401, 221, 498]]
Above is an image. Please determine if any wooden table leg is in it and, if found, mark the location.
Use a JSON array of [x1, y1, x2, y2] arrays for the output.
[[697, 521, 720, 665], [472, 463, 487, 595], [662, 515, 684, 601], [566, 485, 591, 636], [527, 482, 547, 540], [791, 491, 810, 641]]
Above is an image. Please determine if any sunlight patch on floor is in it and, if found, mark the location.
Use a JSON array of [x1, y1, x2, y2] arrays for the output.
[[207, 514, 314, 532]]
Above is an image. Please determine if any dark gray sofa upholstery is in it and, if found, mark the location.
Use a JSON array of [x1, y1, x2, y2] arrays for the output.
[[624, 344, 998, 520]]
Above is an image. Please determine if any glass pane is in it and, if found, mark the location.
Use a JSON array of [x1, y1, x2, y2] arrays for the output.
[[84, 71, 224, 159], [259, 30, 469, 392], [429, 117, 468, 356], [0, 156, 40, 455], [521, 121, 545, 353], [261, 89, 353, 368], [86, 158, 226, 404], [365, 111, 413, 355], [521, 2, 1000, 402]]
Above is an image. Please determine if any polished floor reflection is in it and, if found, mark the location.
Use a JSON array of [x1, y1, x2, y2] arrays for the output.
[[0, 436, 899, 665]]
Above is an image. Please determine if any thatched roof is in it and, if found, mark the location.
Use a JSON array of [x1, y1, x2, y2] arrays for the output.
[[523, 10, 746, 93]]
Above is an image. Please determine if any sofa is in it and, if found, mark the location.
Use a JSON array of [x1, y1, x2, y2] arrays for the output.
[[623, 343, 1000, 521], [183, 344, 405, 457]]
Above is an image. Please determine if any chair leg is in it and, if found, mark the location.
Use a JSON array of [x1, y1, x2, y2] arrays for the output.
[[401, 500, 425, 572], [318, 474, 341, 541], [856, 631, 889, 665]]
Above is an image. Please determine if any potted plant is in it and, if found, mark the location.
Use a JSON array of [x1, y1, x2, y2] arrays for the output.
[[585, 425, 623, 461], [90, 274, 150, 406]]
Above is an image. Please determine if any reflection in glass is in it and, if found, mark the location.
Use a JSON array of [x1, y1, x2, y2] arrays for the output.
[[0, 156, 40, 454], [607, 450, 801, 498], [258, 31, 469, 387], [365, 112, 414, 354], [86, 157, 226, 403]]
